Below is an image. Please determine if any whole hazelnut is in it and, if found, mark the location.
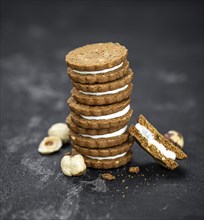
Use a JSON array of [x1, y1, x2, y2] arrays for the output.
[[38, 136, 62, 154], [164, 130, 184, 149], [48, 123, 70, 144], [61, 153, 86, 176]]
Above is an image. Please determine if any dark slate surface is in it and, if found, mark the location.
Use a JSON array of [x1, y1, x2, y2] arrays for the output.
[[0, 1, 204, 220]]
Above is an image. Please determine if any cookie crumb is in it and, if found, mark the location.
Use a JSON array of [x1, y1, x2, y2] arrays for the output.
[[101, 173, 115, 181], [129, 166, 140, 174]]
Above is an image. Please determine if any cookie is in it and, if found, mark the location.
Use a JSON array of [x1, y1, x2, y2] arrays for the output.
[[72, 68, 133, 92], [68, 61, 129, 84], [71, 83, 133, 105], [66, 114, 127, 135], [65, 42, 128, 71], [69, 109, 133, 129], [73, 137, 133, 157], [67, 97, 130, 116], [82, 150, 132, 169], [69, 129, 130, 148], [65, 42, 134, 170], [129, 114, 188, 170]]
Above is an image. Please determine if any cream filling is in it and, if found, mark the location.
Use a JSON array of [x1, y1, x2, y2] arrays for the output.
[[135, 123, 176, 160], [86, 152, 127, 160], [80, 84, 128, 96], [80, 125, 127, 139], [73, 62, 123, 75], [81, 105, 130, 120]]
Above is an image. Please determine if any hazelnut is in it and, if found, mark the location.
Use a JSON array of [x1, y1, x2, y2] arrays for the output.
[[164, 130, 184, 149], [38, 136, 62, 154], [48, 123, 70, 144], [61, 153, 86, 176]]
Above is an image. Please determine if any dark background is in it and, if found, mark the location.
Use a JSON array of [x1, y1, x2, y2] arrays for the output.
[[0, 1, 204, 220]]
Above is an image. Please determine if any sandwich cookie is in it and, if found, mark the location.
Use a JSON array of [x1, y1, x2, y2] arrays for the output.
[[68, 97, 130, 116], [73, 137, 133, 157], [69, 128, 130, 148], [72, 68, 133, 92], [66, 42, 129, 84], [68, 60, 129, 84], [81, 151, 132, 169], [71, 83, 133, 106], [129, 114, 188, 170], [66, 114, 127, 135], [69, 108, 133, 129]]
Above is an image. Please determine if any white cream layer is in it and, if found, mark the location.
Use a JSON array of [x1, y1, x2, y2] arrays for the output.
[[135, 123, 176, 160], [73, 62, 123, 75], [81, 105, 130, 120], [80, 85, 128, 96], [86, 152, 127, 160], [80, 125, 127, 139]]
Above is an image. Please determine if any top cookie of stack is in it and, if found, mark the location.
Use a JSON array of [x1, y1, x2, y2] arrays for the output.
[[65, 42, 134, 169]]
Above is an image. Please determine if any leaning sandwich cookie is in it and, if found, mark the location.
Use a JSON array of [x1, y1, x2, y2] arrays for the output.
[[129, 114, 187, 170]]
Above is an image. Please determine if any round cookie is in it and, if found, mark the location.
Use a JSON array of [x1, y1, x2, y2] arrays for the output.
[[73, 138, 133, 157], [128, 114, 188, 170], [71, 83, 133, 106], [67, 61, 129, 84], [72, 68, 133, 92], [65, 42, 128, 71], [68, 97, 130, 116], [66, 114, 127, 135], [83, 151, 132, 169], [69, 129, 130, 148], [69, 109, 133, 129]]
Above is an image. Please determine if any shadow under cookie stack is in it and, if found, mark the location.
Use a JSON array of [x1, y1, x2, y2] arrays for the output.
[[65, 42, 134, 169]]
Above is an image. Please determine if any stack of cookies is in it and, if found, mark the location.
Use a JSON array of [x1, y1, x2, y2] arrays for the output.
[[65, 42, 134, 169]]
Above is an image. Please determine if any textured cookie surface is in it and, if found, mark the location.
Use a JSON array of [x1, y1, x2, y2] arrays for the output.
[[129, 114, 187, 170], [71, 83, 133, 106], [66, 114, 127, 135], [73, 69, 133, 92], [129, 124, 178, 170], [82, 151, 132, 169], [68, 61, 129, 84], [69, 109, 133, 129], [73, 138, 133, 157], [72, 68, 133, 92], [137, 115, 187, 160], [68, 97, 130, 116], [65, 42, 128, 71], [69, 129, 129, 148]]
